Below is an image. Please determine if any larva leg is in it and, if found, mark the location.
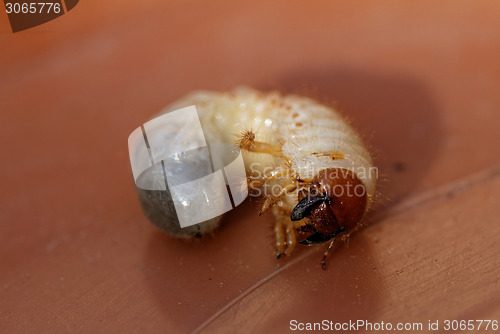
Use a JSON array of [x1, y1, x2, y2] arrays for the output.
[[238, 130, 283, 157], [248, 168, 288, 188], [273, 206, 298, 257], [321, 236, 340, 270], [274, 216, 297, 258], [259, 180, 297, 215], [284, 220, 297, 256], [274, 219, 286, 259]]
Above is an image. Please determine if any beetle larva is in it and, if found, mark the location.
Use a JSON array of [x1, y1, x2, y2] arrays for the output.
[[134, 87, 377, 269]]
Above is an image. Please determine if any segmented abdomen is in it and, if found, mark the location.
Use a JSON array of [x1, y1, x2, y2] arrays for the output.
[[167, 87, 376, 218]]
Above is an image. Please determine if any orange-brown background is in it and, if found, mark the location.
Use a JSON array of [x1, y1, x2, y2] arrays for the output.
[[1, 1, 499, 333]]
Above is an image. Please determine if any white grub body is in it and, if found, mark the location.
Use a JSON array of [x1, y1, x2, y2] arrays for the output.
[[166, 87, 376, 224]]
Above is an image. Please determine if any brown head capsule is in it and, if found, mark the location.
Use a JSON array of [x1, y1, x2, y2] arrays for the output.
[[291, 168, 368, 265]]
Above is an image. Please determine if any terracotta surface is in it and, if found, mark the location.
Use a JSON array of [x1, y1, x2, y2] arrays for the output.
[[1, 1, 499, 333]]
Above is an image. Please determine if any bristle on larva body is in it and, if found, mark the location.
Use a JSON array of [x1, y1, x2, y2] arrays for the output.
[[165, 87, 377, 268]]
